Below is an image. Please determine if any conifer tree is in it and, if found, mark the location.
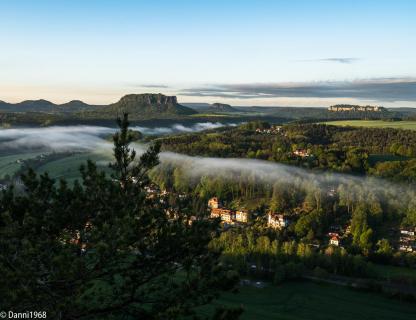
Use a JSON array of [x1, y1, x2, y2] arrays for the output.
[[0, 114, 238, 319]]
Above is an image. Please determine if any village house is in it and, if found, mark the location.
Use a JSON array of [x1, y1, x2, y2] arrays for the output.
[[208, 197, 221, 209], [399, 244, 415, 252], [329, 235, 340, 246], [221, 210, 235, 223], [255, 125, 282, 135], [398, 227, 416, 252], [267, 212, 290, 229], [328, 231, 340, 238], [400, 228, 415, 236], [293, 149, 310, 158], [208, 198, 251, 225], [328, 225, 343, 237], [144, 184, 160, 198], [235, 209, 250, 223], [210, 208, 235, 223]]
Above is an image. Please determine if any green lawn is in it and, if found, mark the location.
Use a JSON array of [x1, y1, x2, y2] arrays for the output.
[[203, 281, 416, 320], [373, 264, 416, 282], [323, 120, 416, 131]]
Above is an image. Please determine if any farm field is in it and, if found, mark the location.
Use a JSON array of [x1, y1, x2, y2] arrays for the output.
[[0, 152, 45, 179], [323, 120, 416, 131], [0, 150, 111, 183], [202, 281, 416, 320], [36, 152, 111, 183]]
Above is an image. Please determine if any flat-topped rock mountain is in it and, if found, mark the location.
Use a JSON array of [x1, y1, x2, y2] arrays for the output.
[[103, 93, 197, 117]]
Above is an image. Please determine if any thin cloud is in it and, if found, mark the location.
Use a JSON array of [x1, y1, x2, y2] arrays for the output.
[[140, 84, 170, 89], [180, 78, 416, 102], [299, 57, 360, 64]]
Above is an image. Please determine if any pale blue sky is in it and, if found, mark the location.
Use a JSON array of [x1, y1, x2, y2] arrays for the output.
[[0, 0, 415, 106]]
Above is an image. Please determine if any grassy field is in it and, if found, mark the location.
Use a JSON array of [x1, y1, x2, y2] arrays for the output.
[[36, 152, 111, 183], [0, 151, 111, 183], [202, 281, 416, 320], [0, 152, 44, 178], [323, 120, 416, 131], [374, 264, 416, 282]]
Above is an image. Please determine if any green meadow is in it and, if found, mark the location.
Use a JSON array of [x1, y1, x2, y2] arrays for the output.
[[203, 281, 416, 320], [0, 151, 112, 183], [36, 152, 112, 183], [373, 264, 416, 283], [323, 120, 416, 131], [0, 152, 44, 178]]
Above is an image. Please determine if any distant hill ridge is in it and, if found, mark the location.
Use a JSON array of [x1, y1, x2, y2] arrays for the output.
[[182, 102, 238, 112], [209, 103, 237, 112], [0, 93, 196, 117], [0, 99, 101, 112]]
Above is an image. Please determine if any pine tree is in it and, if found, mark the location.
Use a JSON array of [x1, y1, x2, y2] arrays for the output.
[[0, 114, 239, 319]]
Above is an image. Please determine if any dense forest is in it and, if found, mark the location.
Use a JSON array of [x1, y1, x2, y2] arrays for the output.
[[158, 122, 416, 181], [148, 121, 416, 278]]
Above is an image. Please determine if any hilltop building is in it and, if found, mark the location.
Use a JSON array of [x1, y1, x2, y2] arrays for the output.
[[328, 104, 385, 112]]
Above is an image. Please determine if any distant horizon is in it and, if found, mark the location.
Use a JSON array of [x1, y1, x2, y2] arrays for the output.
[[1, 91, 415, 109]]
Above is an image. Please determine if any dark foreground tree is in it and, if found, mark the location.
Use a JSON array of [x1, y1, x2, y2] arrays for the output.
[[0, 114, 239, 319]]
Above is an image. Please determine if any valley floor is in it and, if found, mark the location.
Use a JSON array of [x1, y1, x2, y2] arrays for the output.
[[202, 281, 416, 320]]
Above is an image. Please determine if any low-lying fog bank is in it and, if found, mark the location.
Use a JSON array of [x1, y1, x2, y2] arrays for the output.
[[132, 122, 236, 135], [0, 124, 413, 206], [159, 152, 414, 204], [0, 122, 235, 152]]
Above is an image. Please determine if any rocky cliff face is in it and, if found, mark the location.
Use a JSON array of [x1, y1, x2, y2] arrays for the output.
[[107, 93, 196, 117], [118, 93, 178, 106]]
